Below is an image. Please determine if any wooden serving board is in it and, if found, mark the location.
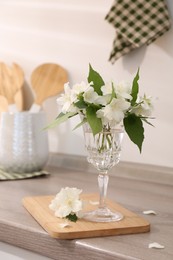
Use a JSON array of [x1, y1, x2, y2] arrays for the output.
[[22, 194, 150, 240]]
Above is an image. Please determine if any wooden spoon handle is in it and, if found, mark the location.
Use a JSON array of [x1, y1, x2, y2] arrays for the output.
[[12, 63, 24, 90], [0, 95, 8, 113]]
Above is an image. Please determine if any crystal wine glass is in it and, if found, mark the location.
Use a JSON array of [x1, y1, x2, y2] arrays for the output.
[[83, 123, 124, 222]]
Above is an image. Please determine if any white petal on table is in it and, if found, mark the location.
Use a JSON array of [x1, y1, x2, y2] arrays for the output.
[[59, 223, 70, 228], [148, 242, 165, 249], [143, 210, 157, 215]]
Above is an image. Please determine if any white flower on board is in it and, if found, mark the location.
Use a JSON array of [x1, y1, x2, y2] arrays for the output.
[[49, 187, 83, 220]]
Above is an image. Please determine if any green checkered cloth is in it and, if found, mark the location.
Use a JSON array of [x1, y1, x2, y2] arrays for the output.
[[105, 0, 171, 63], [0, 167, 49, 181]]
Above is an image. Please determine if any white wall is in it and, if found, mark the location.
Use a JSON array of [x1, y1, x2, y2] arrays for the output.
[[0, 0, 173, 168]]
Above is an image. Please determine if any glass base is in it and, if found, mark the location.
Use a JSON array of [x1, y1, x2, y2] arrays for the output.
[[83, 207, 123, 222]]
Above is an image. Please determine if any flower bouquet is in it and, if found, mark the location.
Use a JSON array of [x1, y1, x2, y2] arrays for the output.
[[50, 64, 154, 152]]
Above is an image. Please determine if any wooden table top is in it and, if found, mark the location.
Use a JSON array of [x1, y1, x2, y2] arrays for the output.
[[0, 154, 173, 260]]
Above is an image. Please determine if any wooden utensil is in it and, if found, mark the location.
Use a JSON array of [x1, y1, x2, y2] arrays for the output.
[[14, 89, 24, 111], [0, 62, 18, 112], [12, 63, 24, 88], [0, 62, 24, 112], [0, 95, 8, 113], [12, 63, 24, 111], [30, 63, 68, 113]]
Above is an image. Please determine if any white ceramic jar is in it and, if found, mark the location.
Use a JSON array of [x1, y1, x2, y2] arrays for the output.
[[0, 111, 49, 173]]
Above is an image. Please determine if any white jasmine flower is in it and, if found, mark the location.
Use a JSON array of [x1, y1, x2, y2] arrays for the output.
[[72, 81, 91, 95], [49, 187, 83, 219], [115, 81, 132, 100], [101, 81, 132, 101], [131, 95, 154, 117], [83, 86, 99, 104], [97, 98, 130, 126], [95, 95, 110, 106], [101, 82, 115, 104], [100, 81, 124, 106], [56, 82, 77, 113], [101, 82, 113, 95]]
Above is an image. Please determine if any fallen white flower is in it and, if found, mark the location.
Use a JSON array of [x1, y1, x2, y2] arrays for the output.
[[143, 210, 157, 215], [49, 187, 83, 218], [89, 200, 99, 205], [148, 242, 165, 249]]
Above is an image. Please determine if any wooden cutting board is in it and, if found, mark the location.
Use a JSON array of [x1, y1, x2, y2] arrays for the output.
[[22, 194, 150, 239]]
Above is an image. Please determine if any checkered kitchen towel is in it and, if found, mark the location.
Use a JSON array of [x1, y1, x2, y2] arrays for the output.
[[0, 167, 49, 181], [105, 0, 171, 63]]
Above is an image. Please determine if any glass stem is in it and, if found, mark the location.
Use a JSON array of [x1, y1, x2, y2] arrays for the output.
[[98, 171, 109, 209]]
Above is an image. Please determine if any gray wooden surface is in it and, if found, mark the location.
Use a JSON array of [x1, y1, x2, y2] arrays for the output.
[[0, 154, 173, 260]]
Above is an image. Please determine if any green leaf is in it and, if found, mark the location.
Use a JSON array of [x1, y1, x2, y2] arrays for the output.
[[86, 106, 102, 135], [142, 118, 155, 127], [74, 93, 88, 109], [74, 100, 88, 109], [44, 112, 77, 130], [73, 117, 87, 131], [131, 68, 139, 106], [87, 64, 104, 95], [123, 114, 144, 153], [66, 213, 78, 222]]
